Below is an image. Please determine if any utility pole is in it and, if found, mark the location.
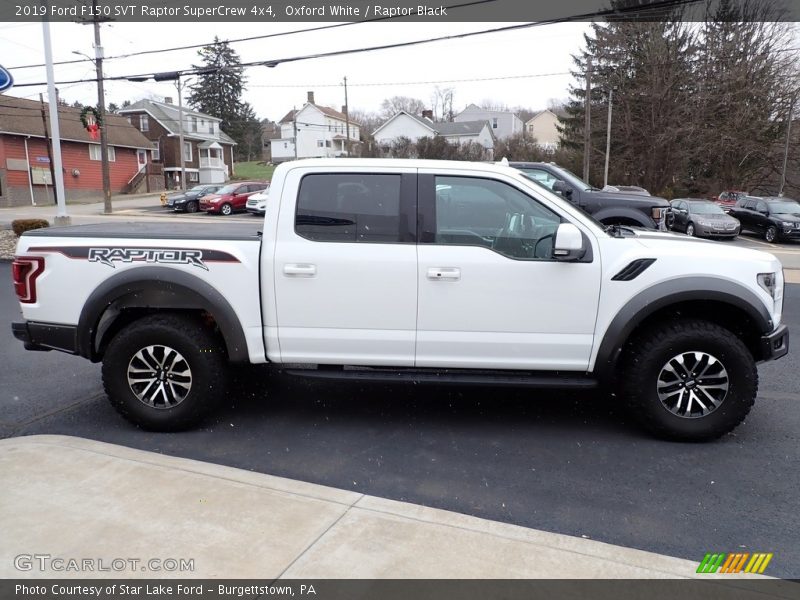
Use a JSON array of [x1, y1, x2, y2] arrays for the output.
[[603, 89, 613, 188], [293, 106, 298, 160], [779, 90, 797, 197], [91, 0, 112, 213], [343, 76, 350, 157], [176, 76, 186, 191], [38, 93, 57, 204], [583, 57, 592, 183], [41, 17, 69, 225]]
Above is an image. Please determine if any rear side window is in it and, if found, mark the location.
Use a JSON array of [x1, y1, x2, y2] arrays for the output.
[[296, 174, 403, 243]]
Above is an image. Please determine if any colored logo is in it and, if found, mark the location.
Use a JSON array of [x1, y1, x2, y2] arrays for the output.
[[0, 64, 13, 92], [697, 552, 773, 574]]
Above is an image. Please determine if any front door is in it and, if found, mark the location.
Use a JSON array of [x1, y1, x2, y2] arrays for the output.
[[415, 170, 602, 370], [272, 168, 418, 365]]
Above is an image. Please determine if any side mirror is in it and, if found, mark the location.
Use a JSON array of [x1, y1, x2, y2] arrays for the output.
[[552, 180, 572, 198], [553, 223, 586, 261]]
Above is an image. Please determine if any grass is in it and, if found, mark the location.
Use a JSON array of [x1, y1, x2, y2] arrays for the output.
[[232, 161, 276, 182]]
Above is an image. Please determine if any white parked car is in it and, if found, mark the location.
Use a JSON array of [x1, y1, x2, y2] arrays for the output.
[[246, 187, 270, 215]]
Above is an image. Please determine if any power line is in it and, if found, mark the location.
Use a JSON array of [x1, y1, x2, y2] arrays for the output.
[[251, 71, 572, 88], [8, 0, 708, 89], [6, 0, 500, 71]]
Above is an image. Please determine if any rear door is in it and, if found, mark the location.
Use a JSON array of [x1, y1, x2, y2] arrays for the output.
[[272, 167, 418, 365], [415, 169, 601, 370]]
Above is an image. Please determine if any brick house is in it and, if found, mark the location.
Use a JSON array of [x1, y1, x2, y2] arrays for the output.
[[0, 94, 157, 207], [119, 99, 236, 189]]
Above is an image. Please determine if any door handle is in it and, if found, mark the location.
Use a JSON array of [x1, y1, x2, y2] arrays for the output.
[[283, 263, 317, 277], [427, 267, 460, 281]]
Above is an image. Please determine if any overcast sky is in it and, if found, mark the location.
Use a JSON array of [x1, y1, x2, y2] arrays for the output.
[[0, 20, 590, 122]]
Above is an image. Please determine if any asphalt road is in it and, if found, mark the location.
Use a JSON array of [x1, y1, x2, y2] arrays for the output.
[[2, 262, 799, 578]]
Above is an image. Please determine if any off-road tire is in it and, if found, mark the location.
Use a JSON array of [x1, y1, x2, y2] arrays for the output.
[[618, 319, 757, 442], [102, 314, 228, 431]]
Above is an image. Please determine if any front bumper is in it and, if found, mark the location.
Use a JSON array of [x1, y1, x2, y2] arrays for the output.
[[12, 321, 79, 354], [760, 324, 789, 362]]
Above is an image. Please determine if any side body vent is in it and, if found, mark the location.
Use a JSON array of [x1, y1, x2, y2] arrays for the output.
[[612, 258, 656, 281]]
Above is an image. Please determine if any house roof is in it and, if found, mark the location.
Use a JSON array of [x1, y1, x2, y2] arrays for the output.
[[280, 103, 350, 124], [525, 109, 566, 125], [119, 99, 235, 145], [435, 120, 489, 137], [372, 111, 436, 137], [0, 94, 154, 149]]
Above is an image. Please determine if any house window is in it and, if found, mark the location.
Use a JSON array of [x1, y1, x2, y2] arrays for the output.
[[126, 116, 132, 125], [152, 147, 160, 161], [182, 141, 192, 162], [140, 115, 149, 132], [492, 118, 498, 129], [191, 117, 198, 132], [209, 123, 215, 134], [188, 171, 199, 182], [317, 140, 324, 148], [284, 142, 288, 148], [89, 145, 116, 162]]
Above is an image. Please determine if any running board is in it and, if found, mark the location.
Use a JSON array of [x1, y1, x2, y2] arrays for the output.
[[281, 367, 598, 389]]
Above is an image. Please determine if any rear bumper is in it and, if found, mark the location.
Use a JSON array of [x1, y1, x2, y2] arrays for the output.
[[760, 324, 789, 362], [12, 321, 79, 354]]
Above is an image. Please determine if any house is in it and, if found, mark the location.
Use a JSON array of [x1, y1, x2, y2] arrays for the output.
[[260, 120, 281, 162], [525, 109, 563, 149], [454, 104, 523, 140], [119, 98, 236, 189], [372, 110, 495, 158], [271, 92, 360, 163], [0, 94, 156, 207]]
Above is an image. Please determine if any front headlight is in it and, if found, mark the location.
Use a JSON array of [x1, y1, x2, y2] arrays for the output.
[[758, 272, 777, 298]]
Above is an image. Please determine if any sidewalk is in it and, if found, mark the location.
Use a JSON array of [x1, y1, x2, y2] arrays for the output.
[[0, 435, 792, 590], [0, 194, 164, 228]]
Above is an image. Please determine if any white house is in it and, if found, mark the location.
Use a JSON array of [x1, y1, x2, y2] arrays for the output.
[[372, 111, 495, 158], [454, 104, 523, 140], [525, 109, 562, 149], [271, 92, 360, 163]]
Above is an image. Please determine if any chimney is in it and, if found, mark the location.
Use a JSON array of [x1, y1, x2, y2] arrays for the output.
[[164, 97, 173, 104], [341, 105, 348, 116], [422, 109, 433, 120], [307, 91, 315, 104]]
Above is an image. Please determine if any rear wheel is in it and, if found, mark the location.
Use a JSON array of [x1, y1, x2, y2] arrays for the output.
[[618, 319, 757, 441], [686, 222, 695, 237], [102, 314, 228, 431], [185, 201, 198, 213], [220, 203, 233, 216]]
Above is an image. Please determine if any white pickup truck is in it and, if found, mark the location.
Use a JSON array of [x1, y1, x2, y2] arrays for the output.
[[11, 159, 789, 441]]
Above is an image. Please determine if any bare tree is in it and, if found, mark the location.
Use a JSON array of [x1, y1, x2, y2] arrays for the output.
[[380, 96, 427, 119], [431, 86, 456, 121]]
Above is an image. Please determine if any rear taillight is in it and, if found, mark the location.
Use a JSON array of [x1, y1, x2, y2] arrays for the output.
[[11, 256, 45, 303]]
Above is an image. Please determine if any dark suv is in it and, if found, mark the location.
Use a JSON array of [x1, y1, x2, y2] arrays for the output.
[[509, 162, 669, 229], [728, 196, 800, 243]]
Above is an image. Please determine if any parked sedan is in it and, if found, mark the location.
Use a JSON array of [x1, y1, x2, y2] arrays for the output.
[[728, 196, 800, 243], [246, 186, 270, 215], [667, 199, 740, 238], [714, 190, 748, 213], [163, 184, 223, 213], [199, 181, 269, 215]]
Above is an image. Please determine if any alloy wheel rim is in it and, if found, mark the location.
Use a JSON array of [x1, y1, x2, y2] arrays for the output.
[[767, 228, 775, 242], [656, 351, 729, 418], [127, 345, 192, 409]]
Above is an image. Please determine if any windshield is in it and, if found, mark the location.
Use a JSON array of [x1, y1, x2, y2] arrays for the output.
[[189, 185, 206, 192], [551, 165, 593, 190], [770, 202, 800, 214], [688, 202, 725, 215], [216, 184, 238, 195]]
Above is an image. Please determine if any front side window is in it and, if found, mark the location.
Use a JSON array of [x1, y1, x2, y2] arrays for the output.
[[434, 176, 561, 260], [519, 168, 559, 190], [296, 174, 403, 243]]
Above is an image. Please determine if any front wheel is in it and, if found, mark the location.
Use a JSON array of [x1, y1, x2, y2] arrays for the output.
[[185, 201, 198, 214], [686, 222, 695, 237], [102, 314, 229, 431], [765, 225, 778, 243], [618, 319, 757, 441], [220, 203, 233, 216]]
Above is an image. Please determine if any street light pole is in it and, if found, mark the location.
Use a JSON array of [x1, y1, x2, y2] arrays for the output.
[[41, 17, 69, 225], [176, 76, 186, 191], [91, 0, 112, 213], [779, 90, 797, 197], [603, 89, 613, 189]]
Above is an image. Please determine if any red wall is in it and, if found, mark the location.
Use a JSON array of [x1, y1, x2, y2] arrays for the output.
[[0, 135, 141, 193]]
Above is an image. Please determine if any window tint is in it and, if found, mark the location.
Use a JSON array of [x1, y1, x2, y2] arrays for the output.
[[434, 176, 561, 260], [520, 168, 559, 190], [296, 174, 403, 243]]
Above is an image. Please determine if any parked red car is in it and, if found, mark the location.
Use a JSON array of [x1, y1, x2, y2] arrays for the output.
[[714, 190, 748, 212], [199, 181, 269, 215]]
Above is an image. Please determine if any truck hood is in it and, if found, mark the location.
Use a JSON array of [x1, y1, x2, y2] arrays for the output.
[[631, 229, 778, 263], [587, 190, 670, 207]]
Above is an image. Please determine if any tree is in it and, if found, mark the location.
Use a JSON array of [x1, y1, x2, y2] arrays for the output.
[[379, 96, 426, 119], [227, 102, 264, 162], [107, 102, 119, 113], [187, 37, 247, 141], [431, 86, 455, 121]]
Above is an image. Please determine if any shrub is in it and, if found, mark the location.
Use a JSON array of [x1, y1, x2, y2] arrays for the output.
[[12, 219, 50, 236]]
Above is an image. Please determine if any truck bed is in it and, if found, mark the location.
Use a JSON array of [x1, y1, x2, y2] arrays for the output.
[[22, 222, 263, 241]]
